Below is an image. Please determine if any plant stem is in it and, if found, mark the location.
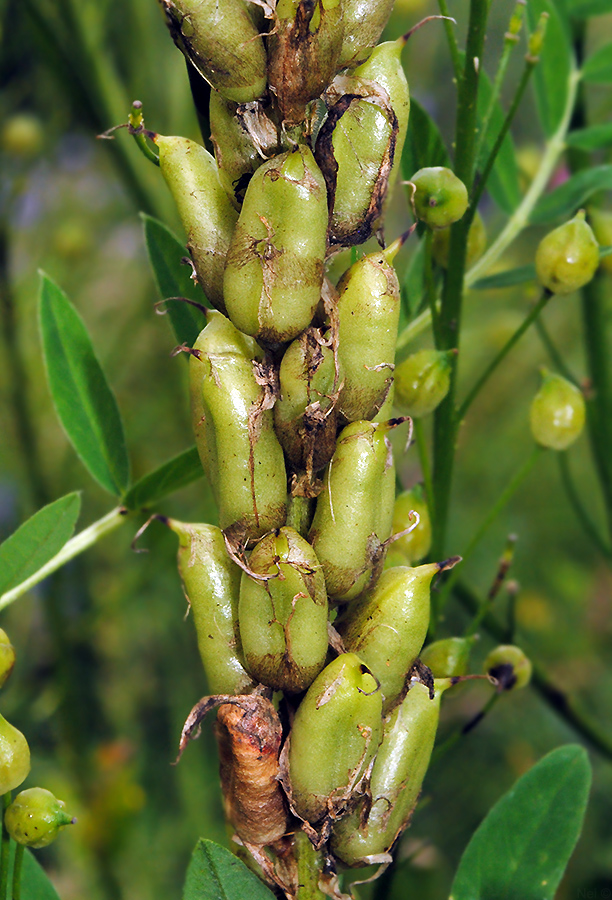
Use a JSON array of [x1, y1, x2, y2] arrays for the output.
[[413, 419, 435, 523], [295, 831, 327, 900], [437, 0, 463, 85], [0, 508, 128, 611], [534, 317, 578, 385], [424, 229, 440, 343], [458, 290, 552, 420], [558, 454, 612, 561], [12, 845, 23, 900], [0, 793, 11, 900]]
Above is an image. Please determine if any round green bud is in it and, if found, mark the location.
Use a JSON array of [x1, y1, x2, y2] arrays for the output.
[[1, 114, 44, 158], [4, 787, 75, 849], [410, 167, 468, 229], [390, 485, 431, 564], [394, 349, 453, 418], [420, 636, 475, 678], [535, 211, 599, 295], [484, 644, 532, 690], [0, 714, 30, 795], [0, 630, 16, 689], [529, 371, 585, 451], [432, 211, 487, 269]]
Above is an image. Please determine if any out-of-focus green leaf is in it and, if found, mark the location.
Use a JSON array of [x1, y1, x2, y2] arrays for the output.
[[527, 0, 573, 137], [472, 264, 537, 290], [568, 0, 612, 14], [183, 839, 276, 900], [0, 493, 81, 595], [582, 43, 612, 83], [566, 123, 612, 151], [17, 848, 61, 900], [39, 274, 130, 496], [450, 745, 591, 900], [124, 447, 206, 510], [401, 238, 426, 319], [142, 214, 208, 347], [531, 166, 612, 224], [401, 98, 450, 184], [476, 69, 521, 213]]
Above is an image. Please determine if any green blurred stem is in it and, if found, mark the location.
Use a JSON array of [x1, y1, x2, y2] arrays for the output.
[[558, 454, 612, 561], [0, 508, 127, 611], [295, 831, 327, 900], [453, 581, 612, 762], [431, 691, 500, 765], [458, 290, 552, 421], [535, 317, 578, 385], [12, 844, 23, 900], [0, 793, 11, 900], [437, 0, 463, 84], [413, 419, 435, 523]]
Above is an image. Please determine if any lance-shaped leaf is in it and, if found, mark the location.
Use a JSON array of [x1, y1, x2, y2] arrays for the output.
[[183, 839, 276, 900], [531, 165, 612, 224], [124, 446, 214, 512], [527, 0, 572, 138], [582, 42, 612, 83]]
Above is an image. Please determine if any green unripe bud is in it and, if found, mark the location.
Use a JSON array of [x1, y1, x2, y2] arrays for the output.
[[420, 636, 474, 678], [339, 0, 395, 68], [209, 93, 271, 208], [331, 680, 451, 866], [337, 562, 446, 712], [535, 211, 599, 295], [156, 135, 238, 313], [484, 644, 532, 690], [390, 485, 431, 565], [239, 527, 328, 693], [432, 211, 487, 269], [394, 349, 453, 417], [0, 714, 30, 795], [0, 630, 16, 689], [288, 653, 382, 824], [224, 147, 328, 345], [588, 207, 612, 275], [5, 788, 75, 849], [189, 312, 287, 538], [336, 240, 402, 423], [268, 0, 344, 126], [529, 371, 585, 451], [1, 114, 44, 158], [167, 519, 254, 695], [274, 328, 341, 473], [410, 167, 468, 229], [308, 420, 398, 602], [158, 0, 267, 103]]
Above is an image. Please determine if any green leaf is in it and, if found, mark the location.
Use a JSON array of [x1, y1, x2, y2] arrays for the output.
[[476, 69, 521, 214], [124, 446, 206, 511], [401, 98, 450, 184], [142, 214, 208, 347], [0, 493, 81, 596], [582, 42, 612, 83], [567, 0, 612, 15], [527, 0, 573, 137], [566, 123, 612, 151], [183, 839, 276, 900], [450, 744, 591, 900], [472, 264, 537, 290], [531, 165, 612, 224], [39, 274, 130, 496], [20, 849, 61, 900]]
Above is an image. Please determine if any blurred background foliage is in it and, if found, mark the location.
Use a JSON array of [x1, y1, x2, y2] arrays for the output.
[[1, 0, 612, 897]]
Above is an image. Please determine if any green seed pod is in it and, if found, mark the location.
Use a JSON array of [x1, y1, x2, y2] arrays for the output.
[[0, 629, 16, 689], [394, 349, 453, 418], [390, 485, 431, 565], [223, 146, 328, 345], [0, 714, 30, 795], [529, 370, 585, 451], [267, 0, 344, 126], [287, 653, 382, 825], [339, 0, 395, 69], [158, 0, 267, 103], [337, 562, 449, 712], [330, 680, 451, 866], [336, 239, 402, 423], [484, 644, 532, 690], [189, 312, 287, 538], [239, 527, 328, 693], [209, 92, 268, 209], [432, 210, 487, 269], [156, 134, 238, 313], [5, 788, 75, 849], [420, 636, 474, 678], [410, 167, 468, 229], [274, 328, 341, 473], [588, 207, 612, 275], [308, 420, 398, 602], [535, 210, 599, 295], [166, 519, 255, 694]]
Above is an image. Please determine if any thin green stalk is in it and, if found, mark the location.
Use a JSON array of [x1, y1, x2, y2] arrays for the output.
[[437, 0, 463, 84], [0, 793, 11, 899], [413, 419, 435, 523], [423, 229, 440, 343], [0, 508, 128, 611], [295, 831, 327, 900], [534, 317, 578, 385], [458, 291, 552, 421], [558, 454, 612, 561], [12, 844, 23, 900]]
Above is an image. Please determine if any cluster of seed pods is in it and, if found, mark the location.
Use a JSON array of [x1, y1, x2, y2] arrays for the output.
[[154, 1, 462, 893]]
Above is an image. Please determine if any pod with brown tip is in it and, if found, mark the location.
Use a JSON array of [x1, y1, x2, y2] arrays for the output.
[[156, 134, 238, 313], [189, 312, 287, 538], [223, 146, 328, 345]]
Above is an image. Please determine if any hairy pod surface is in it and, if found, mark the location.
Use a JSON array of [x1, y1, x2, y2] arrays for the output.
[[5, 788, 74, 849], [337, 563, 441, 712], [168, 519, 254, 695], [330, 680, 450, 866], [535, 210, 600, 295], [389, 485, 432, 565], [287, 653, 382, 825], [308, 420, 397, 602], [209, 93, 272, 209], [0, 714, 30, 795], [158, 0, 267, 103], [529, 371, 585, 451], [156, 135, 238, 313], [267, 0, 344, 126], [339, 0, 395, 68], [223, 146, 328, 344], [336, 242, 401, 423], [239, 527, 329, 693], [394, 349, 453, 418], [189, 312, 287, 537]]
